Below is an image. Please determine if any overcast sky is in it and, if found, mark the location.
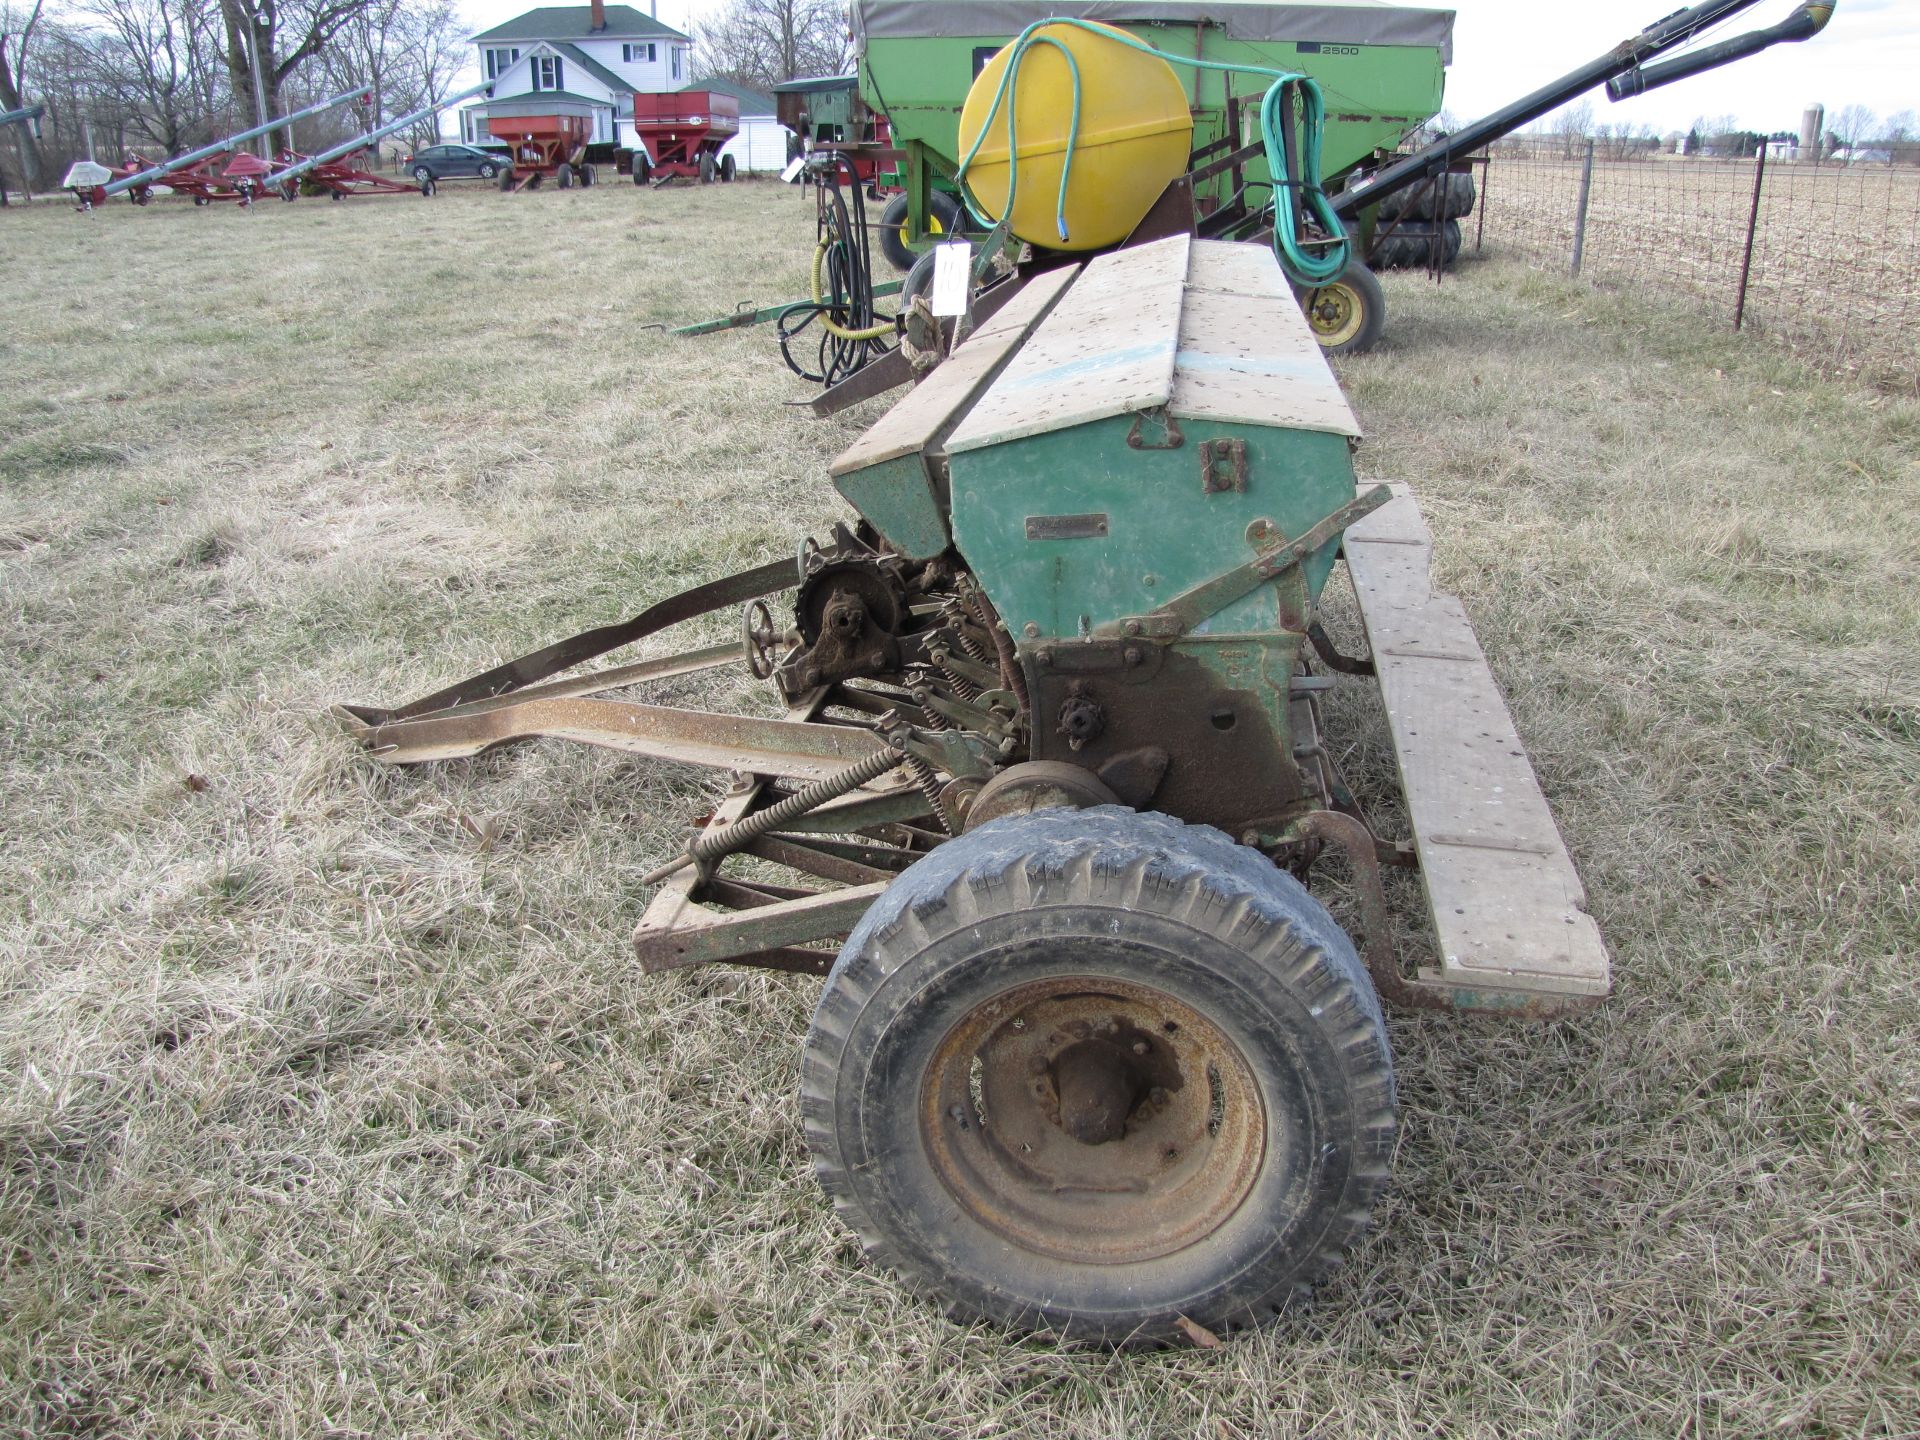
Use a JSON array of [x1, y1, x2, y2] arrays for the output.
[[450, 0, 1918, 135]]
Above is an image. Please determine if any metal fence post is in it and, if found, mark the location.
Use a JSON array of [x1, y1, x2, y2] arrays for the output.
[[1475, 153, 1489, 253], [1734, 141, 1768, 331], [1570, 138, 1595, 276]]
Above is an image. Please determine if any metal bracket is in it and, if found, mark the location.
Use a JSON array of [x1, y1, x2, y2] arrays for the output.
[[1125, 407, 1185, 450], [1099, 486, 1393, 639], [1199, 438, 1248, 493]]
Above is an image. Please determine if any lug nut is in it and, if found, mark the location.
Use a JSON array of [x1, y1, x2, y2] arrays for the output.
[[1132, 1041, 1149, 1056]]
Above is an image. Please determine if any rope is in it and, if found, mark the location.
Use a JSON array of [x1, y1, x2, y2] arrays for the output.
[[952, 17, 1352, 286]]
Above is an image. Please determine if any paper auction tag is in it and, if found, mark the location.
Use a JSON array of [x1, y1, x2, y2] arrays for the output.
[[780, 157, 806, 183], [931, 241, 973, 317]]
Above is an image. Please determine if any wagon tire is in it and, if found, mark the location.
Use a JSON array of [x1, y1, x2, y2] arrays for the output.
[[632, 156, 650, 185], [719, 153, 736, 183], [420, 177, 436, 197], [1302, 258, 1386, 355], [556, 164, 574, 189], [498, 168, 515, 192], [580, 163, 596, 187], [878, 189, 964, 273], [699, 151, 716, 185], [802, 806, 1397, 1347], [193, 195, 210, 207]]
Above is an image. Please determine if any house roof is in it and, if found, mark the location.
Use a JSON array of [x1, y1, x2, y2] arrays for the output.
[[473, 6, 689, 44], [689, 77, 777, 115], [772, 74, 857, 95], [547, 40, 632, 94], [474, 91, 609, 112]]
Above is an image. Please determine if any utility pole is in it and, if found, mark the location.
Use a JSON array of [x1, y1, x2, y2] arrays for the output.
[[244, 12, 273, 159]]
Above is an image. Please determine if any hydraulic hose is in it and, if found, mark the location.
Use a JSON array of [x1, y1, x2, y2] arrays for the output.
[[953, 18, 1352, 286]]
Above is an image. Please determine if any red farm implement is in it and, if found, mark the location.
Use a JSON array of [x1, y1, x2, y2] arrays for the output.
[[76, 85, 374, 211], [631, 90, 739, 186], [490, 111, 597, 191], [274, 147, 428, 200]]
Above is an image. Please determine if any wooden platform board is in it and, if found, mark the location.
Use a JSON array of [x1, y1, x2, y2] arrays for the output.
[[1344, 485, 1611, 1002]]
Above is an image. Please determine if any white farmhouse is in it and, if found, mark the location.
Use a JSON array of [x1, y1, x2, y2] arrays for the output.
[[458, 2, 695, 153]]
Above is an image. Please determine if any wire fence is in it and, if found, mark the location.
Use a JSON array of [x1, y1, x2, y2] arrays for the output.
[[1473, 142, 1920, 389]]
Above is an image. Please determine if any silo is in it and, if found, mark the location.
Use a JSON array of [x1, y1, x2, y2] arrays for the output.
[[1799, 103, 1824, 158]]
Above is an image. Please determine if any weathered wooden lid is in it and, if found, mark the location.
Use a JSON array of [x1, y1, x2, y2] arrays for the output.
[[944, 235, 1361, 454]]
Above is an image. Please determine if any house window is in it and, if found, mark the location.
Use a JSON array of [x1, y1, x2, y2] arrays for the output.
[[623, 42, 656, 63], [671, 46, 681, 79], [534, 55, 564, 91], [484, 47, 519, 79]]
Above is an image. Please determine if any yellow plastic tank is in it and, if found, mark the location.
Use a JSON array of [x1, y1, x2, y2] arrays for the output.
[[958, 21, 1193, 253]]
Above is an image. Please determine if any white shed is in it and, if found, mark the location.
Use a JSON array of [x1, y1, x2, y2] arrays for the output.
[[699, 78, 790, 173]]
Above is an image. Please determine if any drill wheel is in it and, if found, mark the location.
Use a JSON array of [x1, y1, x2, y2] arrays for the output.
[[801, 806, 1397, 1346]]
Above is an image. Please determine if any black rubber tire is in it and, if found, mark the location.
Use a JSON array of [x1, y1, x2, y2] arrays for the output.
[[699, 151, 716, 185], [632, 155, 650, 185], [556, 164, 574, 190], [719, 153, 736, 183], [478, 162, 498, 179], [1302, 258, 1386, 356], [1376, 170, 1475, 222], [412, 165, 431, 184], [499, 168, 515, 192], [420, 177, 436, 198], [802, 806, 1396, 1346], [900, 246, 939, 310], [580, 163, 596, 187], [878, 189, 965, 273], [1370, 219, 1462, 272], [193, 195, 210, 207]]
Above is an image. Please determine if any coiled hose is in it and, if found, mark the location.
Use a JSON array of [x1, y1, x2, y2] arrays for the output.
[[777, 162, 897, 385]]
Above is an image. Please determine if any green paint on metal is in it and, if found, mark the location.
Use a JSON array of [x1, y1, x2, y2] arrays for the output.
[[1172, 630, 1303, 775], [831, 451, 952, 561], [861, 22, 1444, 228], [948, 415, 1355, 640]]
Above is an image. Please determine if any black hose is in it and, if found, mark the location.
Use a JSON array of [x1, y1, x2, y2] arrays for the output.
[[778, 159, 898, 386]]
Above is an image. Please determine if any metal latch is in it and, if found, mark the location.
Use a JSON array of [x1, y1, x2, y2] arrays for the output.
[[1199, 438, 1248, 493]]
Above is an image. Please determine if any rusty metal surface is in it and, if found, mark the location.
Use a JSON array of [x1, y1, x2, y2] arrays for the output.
[[342, 694, 889, 775], [634, 881, 891, 973], [920, 975, 1265, 1264], [367, 557, 797, 723], [1285, 810, 1602, 1019]]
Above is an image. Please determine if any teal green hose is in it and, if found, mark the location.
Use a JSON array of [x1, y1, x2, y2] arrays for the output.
[[953, 17, 1352, 287]]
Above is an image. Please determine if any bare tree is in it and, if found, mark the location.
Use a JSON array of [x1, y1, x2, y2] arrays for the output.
[[1549, 98, 1592, 159], [1594, 121, 1657, 162], [696, 0, 849, 89], [78, 0, 226, 158], [216, 0, 373, 152], [1828, 102, 1877, 157], [1, 0, 46, 188], [318, 0, 464, 148]]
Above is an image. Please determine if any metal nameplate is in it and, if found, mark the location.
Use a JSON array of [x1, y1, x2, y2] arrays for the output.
[[1025, 513, 1110, 541]]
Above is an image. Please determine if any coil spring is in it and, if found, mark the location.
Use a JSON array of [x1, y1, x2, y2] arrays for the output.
[[898, 750, 954, 835], [643, 744, 902, 884], [939, 665, 982, 703]]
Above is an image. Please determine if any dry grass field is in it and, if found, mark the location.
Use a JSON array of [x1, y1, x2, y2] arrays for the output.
[[3, 181, 1918, 1438], [1477, 153, 1920, 387]]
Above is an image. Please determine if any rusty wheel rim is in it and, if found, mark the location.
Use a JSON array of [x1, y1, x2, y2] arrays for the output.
[[920, 974, 1265, 1265], [1307, 282, 1363, 346]]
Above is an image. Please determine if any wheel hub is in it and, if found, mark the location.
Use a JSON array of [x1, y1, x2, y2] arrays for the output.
[[921, 974, 1265, 1264]]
